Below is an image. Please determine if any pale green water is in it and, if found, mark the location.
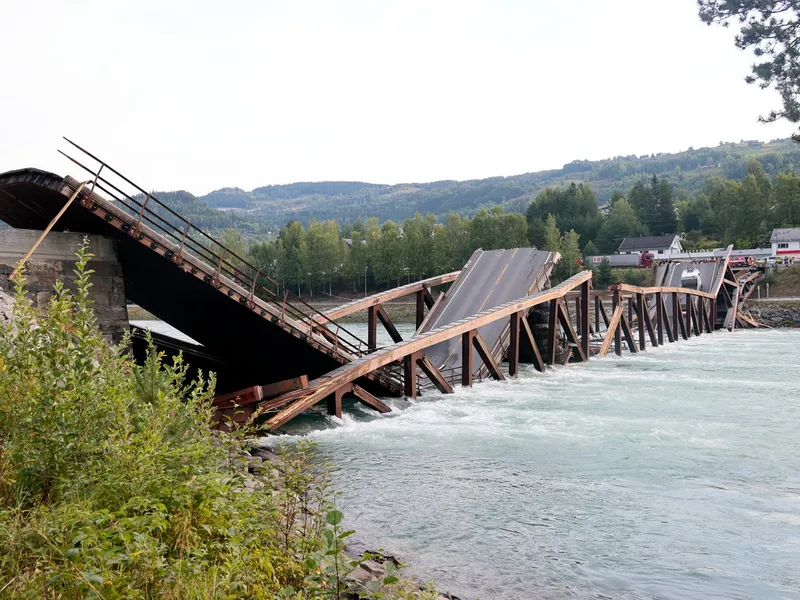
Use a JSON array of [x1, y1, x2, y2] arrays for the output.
[[290, 329, 800, 599]]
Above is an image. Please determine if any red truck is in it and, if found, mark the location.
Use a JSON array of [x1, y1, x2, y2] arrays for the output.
[[588, 253, 654, 269]]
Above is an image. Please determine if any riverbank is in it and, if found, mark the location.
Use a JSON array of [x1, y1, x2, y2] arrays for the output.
[[749, 300, 800, 327], [245, 442, 460, 600]]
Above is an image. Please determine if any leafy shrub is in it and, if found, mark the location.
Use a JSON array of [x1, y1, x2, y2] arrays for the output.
[[0, 241, 417, 599]]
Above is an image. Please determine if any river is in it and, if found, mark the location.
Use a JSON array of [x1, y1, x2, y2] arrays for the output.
[[293, 329, 800, 599]]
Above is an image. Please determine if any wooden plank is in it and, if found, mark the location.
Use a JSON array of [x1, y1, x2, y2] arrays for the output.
[[702, 298, 713, 333], [415, 290, 426, 329], [639, 297, 658, 347], [352, 384, 392, 413], [422, 287, 435, 309], [598, 297, 610, 328], [672, 292, 681, 341], [368, 305, 378, 350], [258, 387, 314, 412], [324, 271, 460, 319], [598, 305, 623, 357], [403, 352, 418, 398], [416, 354, 455, 394], [547, 298, 559, 365], [594, 295, 601, 333], [558, 302, 586, 362], [509, 311, 520, 376], [684, 294, 692, 338], [620, 312, 638, 353], [462, 331, 474, 386], [636, 293, 646, 350], [261, 375, 309, 398], [376, 304, 403, 343], [616, 283, 716, 300], [655, 291, 664, 345], [264, 271, 593, 430], [520, 315, 545, 372], [660, 294, 675, 343], [212, 385, 263, 408], [613, 290, 622, 356], [328, 387, 344, 418], [473, 330, 506, 380], [581, 280, 591, 359], [692, 296, 701, 336]]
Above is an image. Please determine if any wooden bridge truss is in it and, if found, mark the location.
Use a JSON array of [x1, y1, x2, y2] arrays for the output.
[[247, 255, 763, 432]]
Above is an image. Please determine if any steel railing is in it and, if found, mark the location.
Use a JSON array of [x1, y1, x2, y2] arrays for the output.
[[57, 139, 399, 377]]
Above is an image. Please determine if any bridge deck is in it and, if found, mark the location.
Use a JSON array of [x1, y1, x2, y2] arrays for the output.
[[419, 248, 557, 381]]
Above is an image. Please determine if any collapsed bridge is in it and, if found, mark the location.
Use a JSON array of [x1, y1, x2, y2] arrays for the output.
[[0, 141, 763, 432]]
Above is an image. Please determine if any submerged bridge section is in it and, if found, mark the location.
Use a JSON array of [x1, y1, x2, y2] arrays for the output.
[[418, 248, 557, 383]]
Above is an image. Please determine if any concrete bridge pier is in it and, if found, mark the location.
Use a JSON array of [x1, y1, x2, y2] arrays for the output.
[[0, 228, 129, 343]]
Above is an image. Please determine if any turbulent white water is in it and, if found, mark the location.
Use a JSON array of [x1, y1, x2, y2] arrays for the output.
[[288, 329, 800, 599]]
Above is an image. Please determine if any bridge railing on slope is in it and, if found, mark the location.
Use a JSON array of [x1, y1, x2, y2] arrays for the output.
[[58, 138, 375, 361]]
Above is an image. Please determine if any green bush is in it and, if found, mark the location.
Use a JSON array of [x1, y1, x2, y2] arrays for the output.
[[621, 270, 647, 286], [0, 241, 416, 599]]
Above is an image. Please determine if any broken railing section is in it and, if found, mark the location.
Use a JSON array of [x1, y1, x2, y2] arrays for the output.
[[595, 284, 716, 357], [211, 375, 391, 428], [324, 272, 458, 352], [262, 271, 593, 432]]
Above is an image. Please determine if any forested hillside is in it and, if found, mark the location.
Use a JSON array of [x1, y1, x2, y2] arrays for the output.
[[189, 138, 800, 228]]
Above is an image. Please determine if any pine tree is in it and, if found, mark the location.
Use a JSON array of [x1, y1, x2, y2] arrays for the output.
[[543, 214, 562, 253], [656, 178, 677, 234], [596, 259, 613, 288]]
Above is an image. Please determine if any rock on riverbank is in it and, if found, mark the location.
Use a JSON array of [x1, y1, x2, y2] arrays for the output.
[[749, 303, 800, 327]]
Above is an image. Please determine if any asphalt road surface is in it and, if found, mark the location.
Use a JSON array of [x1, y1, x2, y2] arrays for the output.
[[420, 248, 555, 377]]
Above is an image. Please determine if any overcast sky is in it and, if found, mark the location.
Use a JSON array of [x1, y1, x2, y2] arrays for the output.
[[1, 0, 794, 195]]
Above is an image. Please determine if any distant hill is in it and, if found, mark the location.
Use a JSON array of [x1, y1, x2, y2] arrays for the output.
[[159, 138, 800, 234]]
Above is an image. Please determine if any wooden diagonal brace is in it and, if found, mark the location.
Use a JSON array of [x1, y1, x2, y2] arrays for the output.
[[377, 304, 403, 343], [599, 304, 623, 357], [416, 354, 455, 394], [660, 294, 675, 343], [620, 312, 638, 353], [473, 330, 505, 381], [557, 302, 586, 362], [520, 314, 545, 372], [352, 384, 391, 413]]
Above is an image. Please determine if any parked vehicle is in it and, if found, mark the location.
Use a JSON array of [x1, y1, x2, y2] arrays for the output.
[[589, 253, 654, 268], [680, 268, 703, 291], [729, 256, 754, 267]]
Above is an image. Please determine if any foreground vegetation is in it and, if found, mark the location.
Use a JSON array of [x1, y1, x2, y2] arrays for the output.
[[0, 245, 428, 599]]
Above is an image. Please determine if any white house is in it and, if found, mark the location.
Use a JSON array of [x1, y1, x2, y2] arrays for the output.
[[770, 228, 800, 257], [618, 234, 683, 256]]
